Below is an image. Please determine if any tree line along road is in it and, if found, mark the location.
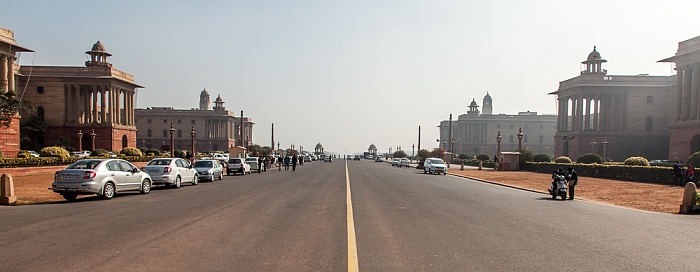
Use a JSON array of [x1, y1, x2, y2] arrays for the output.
[[0, 160, 698, 271]]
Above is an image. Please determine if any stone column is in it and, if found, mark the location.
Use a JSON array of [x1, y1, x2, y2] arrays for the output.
[[682, 66, 692, 120], [694, 64, 700, 120], [6, 55, 15, 91], [557, 98, 564, 132], [676, 71, 683, 120], [101, 87, 107, 124], [0, 54, 7, 91], [593, 97, 599, 131], [569, 97, 576, 131], [584, 97, 591, 131], [92, 87, 98, 124], [577, 96, 584, 131], [116, 89, 122, 125]]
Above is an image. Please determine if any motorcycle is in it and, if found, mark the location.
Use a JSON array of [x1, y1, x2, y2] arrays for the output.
[[548, 174, 568, 200]]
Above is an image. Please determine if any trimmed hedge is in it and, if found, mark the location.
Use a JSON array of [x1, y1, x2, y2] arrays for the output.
[[0, 155, 166, 168], [533, 153, 551, 162], [577, 153, 603, 164], [522, 162, 674, 184], [624, 157, 649, 166], [554, 156, 572, 163]]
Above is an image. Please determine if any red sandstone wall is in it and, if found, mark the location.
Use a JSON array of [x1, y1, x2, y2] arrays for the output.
[[0, 115, 21, 158]]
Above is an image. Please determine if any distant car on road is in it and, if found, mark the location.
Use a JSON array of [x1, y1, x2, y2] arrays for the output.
[[391, 158, 400, 166], [51, 159, 152, 201], [193, 159, 224, 181], [143, 158, 199, 188], [423, 158, 447, 175], [353, 156, 361, 161], [228, 158, 251, 175], [398, 158, 410, 168], [70, 151, 91, 158], [375, 156, 383, 162], [324, 156, 333, 162]]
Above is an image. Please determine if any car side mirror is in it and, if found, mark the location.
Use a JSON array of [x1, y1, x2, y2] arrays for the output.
[[133, 168, 140, 173]]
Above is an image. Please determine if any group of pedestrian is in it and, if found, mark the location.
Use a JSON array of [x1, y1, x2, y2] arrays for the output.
[[673, 161, 695, 186]]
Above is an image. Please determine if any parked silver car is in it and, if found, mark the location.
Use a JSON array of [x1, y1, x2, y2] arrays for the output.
[[193, 159, 223, 182], [52, 159, 152, 201], [143, 158, 199, 188]]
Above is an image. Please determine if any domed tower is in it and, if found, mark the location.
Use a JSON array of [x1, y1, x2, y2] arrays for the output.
[[368, 143, 377, 156], [482, 92, 493, 115], [581, 46, 607, 75], [213, 94, 225, 111], [314, 143, 324, 154], [85, 41, 112, 67], [467, 98, 480, 116], [199, 88, 210, 110]]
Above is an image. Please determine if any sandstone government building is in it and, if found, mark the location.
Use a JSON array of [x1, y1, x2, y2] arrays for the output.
[[441, 34, 700, 162]]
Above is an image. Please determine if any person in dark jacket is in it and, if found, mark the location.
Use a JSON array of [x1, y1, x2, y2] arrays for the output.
[[673, 161, 684, 186], [565, 167, 578, 200], [292, 154, 298, 172], [257, 157, 263, 173], [283, 156, 291, 171]]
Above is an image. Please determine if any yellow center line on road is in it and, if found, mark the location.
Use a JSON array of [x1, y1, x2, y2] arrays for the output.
[[346, 160, 360, 272]]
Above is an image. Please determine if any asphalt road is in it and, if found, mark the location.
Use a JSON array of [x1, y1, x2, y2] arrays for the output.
[[1, 160, 699, 271]]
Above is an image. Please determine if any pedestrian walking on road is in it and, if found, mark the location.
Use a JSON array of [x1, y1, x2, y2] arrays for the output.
[[292, 154, 298, 172], [565, 166, 578, 200], [257, 157, 263, 173], [262, 156, 268, 172], [284, 156, 291, 171]]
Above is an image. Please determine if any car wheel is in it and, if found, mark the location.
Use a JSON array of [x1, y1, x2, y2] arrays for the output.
[[423, 168, 427, 174], [227, 171, 231, 176], [63, 193, 78, 202], [102, 182, 115, 199], [192, 175, 198, 185], [140, 179, 151, 194], [174, 176, 181, 188], [443, 172, 447, 175], [219, 172, 223, 180]]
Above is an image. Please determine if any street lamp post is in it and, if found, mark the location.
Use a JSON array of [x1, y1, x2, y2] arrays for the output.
[[77, 130, 83, 152], [90, 129, 96, 151], [517, 127, 524, 151], [496, 131, 502, 170], [412, 143, 415, 163], [169, 122, 175, 158], [190, 126, 196, 161]]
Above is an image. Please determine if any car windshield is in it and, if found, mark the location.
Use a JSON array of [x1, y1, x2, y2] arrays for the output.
[[194, 161, 213, 167], [67, 160, 102, 169], [428, 159, 444, 164], [147, 159, 172, 166]]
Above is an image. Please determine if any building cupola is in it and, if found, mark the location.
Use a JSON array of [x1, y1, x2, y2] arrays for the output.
[[85, 41, 112, 67], [213, 94, 225, 110], [581, 46, 607, 75], [482, 92, 493, 115], [468, 98, 480, 116], [199, 88, 210, 110]]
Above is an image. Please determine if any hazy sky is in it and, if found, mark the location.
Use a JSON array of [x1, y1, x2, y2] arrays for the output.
[[3, 1, 699, 154]]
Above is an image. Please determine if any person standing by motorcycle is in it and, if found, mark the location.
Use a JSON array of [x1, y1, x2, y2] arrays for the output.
[[673, 161, 684, 186], [686, 162, 695, 184], [565, 167, 578, 200], [552, 167, 565, 192]]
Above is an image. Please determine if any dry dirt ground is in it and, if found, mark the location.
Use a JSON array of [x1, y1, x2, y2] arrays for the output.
[[1, 164, 688, 214]]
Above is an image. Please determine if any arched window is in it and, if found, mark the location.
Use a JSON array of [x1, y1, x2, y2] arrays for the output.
[[37, 107, 45, 120], [163, 129, 167, 138], [147, 129, 152, 137], [645, 116, 653, 131], [122, 135, 128, 148]]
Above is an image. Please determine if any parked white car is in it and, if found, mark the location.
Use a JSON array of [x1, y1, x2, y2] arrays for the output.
[[193, 159, 224, 182], [391, 158, 400, 166], [227, 158, 251, 175], [398, 158, 411, 168], [143, 158, 199, 188], [423, 158, 448, 175], [246, 157, 259, 171]]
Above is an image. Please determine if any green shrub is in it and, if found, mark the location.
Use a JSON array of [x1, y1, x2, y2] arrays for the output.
[[40, 146, 70, 159], [533, 153, 551, 162], [138, 147, 148, 154], [146, 149, 161, 156], [120, 147, 143, 156], [476, 154, 491, 161], [458, 153, 470, 160], [577, 153, 603, 164], [0, 150, 3, 158], [695, 191, 700, 205], [17, 150, 30, 158], [554, 156, 572, 163], [623, 156, 649, 166], [687, 151, 700, 168], [91, 148, 109, 157]]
